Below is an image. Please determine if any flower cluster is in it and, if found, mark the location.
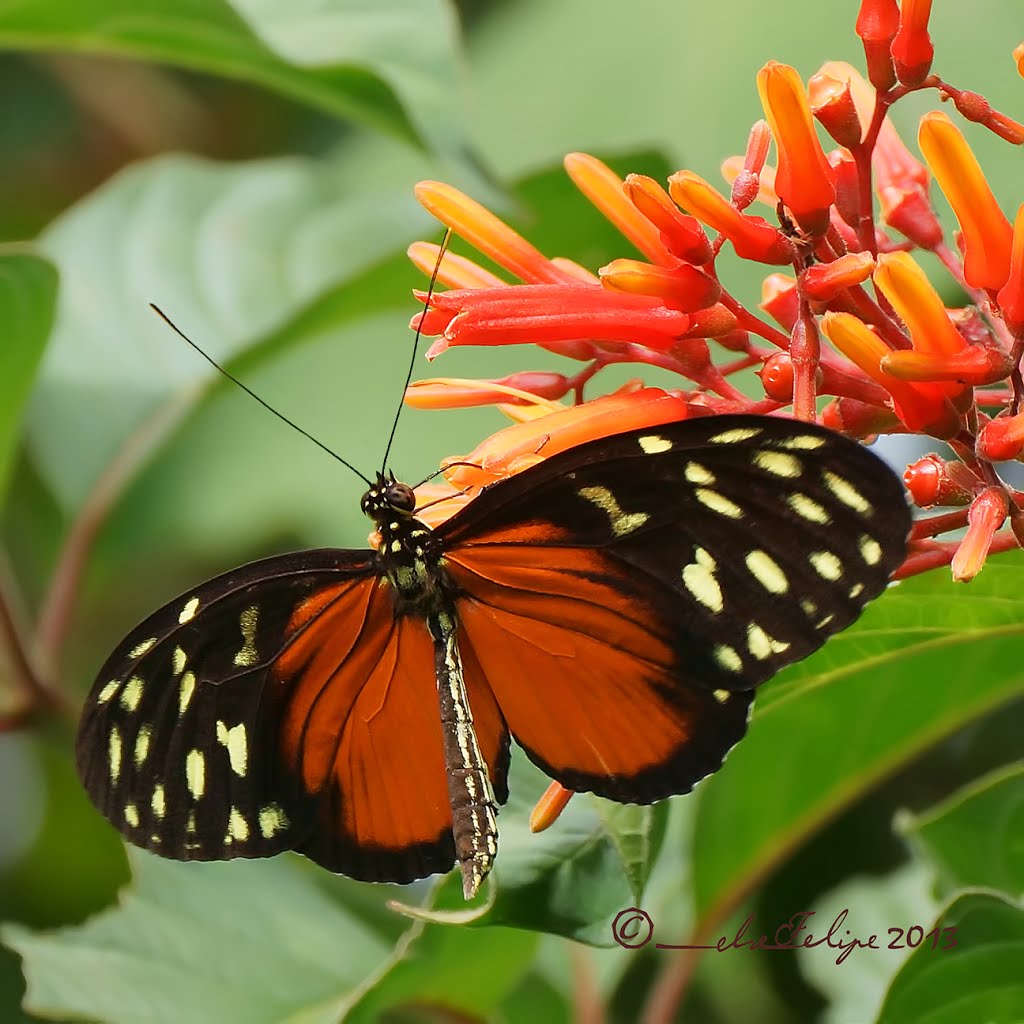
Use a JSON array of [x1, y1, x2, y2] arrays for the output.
[[407, 0, 1024, 588]]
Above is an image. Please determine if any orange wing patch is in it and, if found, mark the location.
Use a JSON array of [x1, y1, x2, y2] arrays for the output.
[[447, 537, 751, 803], [272, 579, 509, 883]]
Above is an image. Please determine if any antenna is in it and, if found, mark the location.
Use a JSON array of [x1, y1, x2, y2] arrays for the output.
[[380, 228, 452, 473], [149, 304, 373, 486]]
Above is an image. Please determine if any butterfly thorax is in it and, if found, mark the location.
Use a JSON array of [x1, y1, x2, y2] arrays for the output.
[[362, 474, 450, 615]]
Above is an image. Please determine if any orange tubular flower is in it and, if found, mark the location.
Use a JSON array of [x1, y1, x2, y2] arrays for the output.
[[529, 782, 574, 833], [599, 258, 721, 312], [855, 0, 899, 91], [415, 181, 575, 285], [918, 112, 1013, 291], [623, 174, 713, 264], [996, 204, 1024, 334], [441, 387, 693, 492], [891, 0, 934, 86], [951, 486, 1008, 581], [801, 252, 875, 301], [404, 374, 571, 411], [407, 241, 505, 289], [668, 171, 797, 264], [564, 154, 676, 268], [808, 73, 863, 150], [416, 283, 692, 357], [756, 61, 837, 235], [820, 312, 959, 436], [977, 411, 1024, 463]]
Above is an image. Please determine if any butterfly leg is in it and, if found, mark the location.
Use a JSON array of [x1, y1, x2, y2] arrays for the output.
[[428, 610, 499, 898]]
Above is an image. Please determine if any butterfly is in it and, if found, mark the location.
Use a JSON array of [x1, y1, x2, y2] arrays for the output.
[[77, 412, 910, 899]]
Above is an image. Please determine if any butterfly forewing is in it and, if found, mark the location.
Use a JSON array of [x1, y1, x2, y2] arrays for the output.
[[438, 415, 910, 800]]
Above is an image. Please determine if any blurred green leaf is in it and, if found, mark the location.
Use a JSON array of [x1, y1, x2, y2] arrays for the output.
[[4, 851, 393, 1024], [691, 553, 1024, 928], [0, 248, 56, 503], [0, 0, 468, 152], [900, 762, 1024, 899], [796, 862, 938, 1024], [25, 152, 427, 514], [876, 892, 1024, 1024]]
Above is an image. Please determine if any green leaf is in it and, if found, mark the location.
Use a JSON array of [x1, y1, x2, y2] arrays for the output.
[[0, 249, 56, 504], [3, 851, 392, 1024], [876, 892, 1024, 1024], [25, 152, 427, 514], [899, 762, 1024, 899], [690, 552, 1024, 929], [0, 0, 468, 153]]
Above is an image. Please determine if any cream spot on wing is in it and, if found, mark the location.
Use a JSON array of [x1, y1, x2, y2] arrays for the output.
[[97, 680, 120, 704], [753, 450, 802, 478], [685, 461, 716, 485], [709, 426, 762, 444], [129, 637, 157, 659], [234, 605, 260, 667], [179, 671, 196, 715], [578, 485, 650, 535], [639, 434, 672, 454], [227, 808, 249, 843], [109, 727, 122, 783], [120, 676, 143, 712], [810, 551, 844, 581], [683, 547, 723, 612], [152, 784, 166, 819], [713, 689, 731, 704], [860, 535, 883, 566], [134, 725, 151, 767], [745, 550, 788, 593], [185, 749, 205, 800], [849, 583, 865, 599], [800, 598, 818, 617], [695, 488, 743, 518], [748, 623, 790, 659], [186, 811, 197, 834], [823, 470, 872, 514], [715, 644, 743, 673], [777, 434, 826, 450], [788, 492, 831, 524], [178, 597, 200, 624], [124, 803, 139, 828], [216, 721, 249, 777], [172, 646, 187, 676], [259, 804, 289, 839]]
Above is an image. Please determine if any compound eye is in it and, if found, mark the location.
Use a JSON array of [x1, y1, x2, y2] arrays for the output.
[[385, 481, 416, 512]]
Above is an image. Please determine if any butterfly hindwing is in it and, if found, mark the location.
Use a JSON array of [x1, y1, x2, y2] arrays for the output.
[[439, 414, 910, 801]]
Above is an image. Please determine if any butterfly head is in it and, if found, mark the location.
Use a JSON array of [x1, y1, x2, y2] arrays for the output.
[[360, 472, 417, 525]]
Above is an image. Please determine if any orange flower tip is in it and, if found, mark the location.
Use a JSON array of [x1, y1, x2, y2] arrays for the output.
[[918, 111, 1013, 292], [1015, 42, 1024, 78], [623, 174, 713, 264], [684, 303, 738, 338], [801, 252, 875, 301], [882, 346, 1012, 386], [856, 0, 899, 91], [744, 120, 772, 175], [529, 782, 574, 833], [668, 171, 797, 264], [756, 61, 837, 236], [951, 487, 1008, 582], [404, 374, 571, 410], [878, 185, 944, 249], [808, 73, 863, 149], [760, 273, 799, 331], [997, 204, 1024, 333], [407, 241, 506, 289], [891, 0, 935, 87], [903, 454, 975, 507], [599, 258, 721, 312], [564, 154, 675, 267], [977, 412, 1024, 462]]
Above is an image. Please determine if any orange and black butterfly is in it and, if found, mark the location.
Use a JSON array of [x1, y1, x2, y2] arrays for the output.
[[77, 410, 910, 898]]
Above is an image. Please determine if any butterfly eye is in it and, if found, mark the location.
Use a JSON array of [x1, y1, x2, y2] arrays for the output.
[[384, 481, 416, 512]]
